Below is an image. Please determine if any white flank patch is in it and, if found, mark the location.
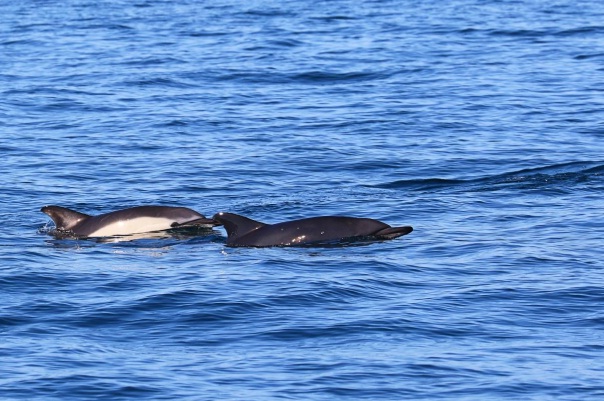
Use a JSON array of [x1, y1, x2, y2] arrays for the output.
[[88, 217, 175, 237]]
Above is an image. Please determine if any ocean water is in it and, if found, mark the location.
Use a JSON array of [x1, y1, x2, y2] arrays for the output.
[[1, 0, 604, 399]]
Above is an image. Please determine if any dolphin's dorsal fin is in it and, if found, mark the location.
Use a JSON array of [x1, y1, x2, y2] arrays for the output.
[[212, 212, 266, 242], [41, 205, 91, 231]]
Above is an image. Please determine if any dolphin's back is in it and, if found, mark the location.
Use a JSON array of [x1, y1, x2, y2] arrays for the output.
[[244, 216, 390, 247]]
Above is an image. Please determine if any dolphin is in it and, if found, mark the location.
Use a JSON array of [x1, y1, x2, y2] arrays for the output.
[[212, 212, 413, 247], [41, 205, 218, 238]]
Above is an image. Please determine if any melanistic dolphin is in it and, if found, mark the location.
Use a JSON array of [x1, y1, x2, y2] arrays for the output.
[[212, 212, 413, 247], [41, 205, 217, 238]]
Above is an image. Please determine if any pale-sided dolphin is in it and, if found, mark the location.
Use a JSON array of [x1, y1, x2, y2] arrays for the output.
[[212, 212, 413, 247], [41, 205, 217, 238]]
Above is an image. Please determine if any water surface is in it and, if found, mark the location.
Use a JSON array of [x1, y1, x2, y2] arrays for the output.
[[1, 0, 604, 399]]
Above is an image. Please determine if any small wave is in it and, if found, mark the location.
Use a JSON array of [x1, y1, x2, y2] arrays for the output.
[[240, 9, 295, 17], [486, 161, 604, 191], [500, 161, 604, 176], [188, 30, 231, 37], [115, 56, 186, 67], [369, 161, 604, 193], [311, 15, 359, 22], [574, 53, 604, 60], [487, 28, 550, 38], [213, 69, 385, 85], [120, 77, 196, 89], [557, 26, 604, 36], [369, 178, 465, 191], [267, 38, 305, 48], [485, 26, 604, 39], [293, 70, 384, 84]]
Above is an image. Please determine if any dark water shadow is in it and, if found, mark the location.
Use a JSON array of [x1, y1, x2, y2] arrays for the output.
[[366, 161, 604, 194]]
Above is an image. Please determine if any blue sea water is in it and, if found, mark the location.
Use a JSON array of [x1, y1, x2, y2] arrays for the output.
[[1, 0, 604, 399]]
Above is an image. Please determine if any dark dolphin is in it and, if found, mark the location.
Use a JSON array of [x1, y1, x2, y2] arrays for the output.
[[212, 212, 413, 247], [41, 205, 217, 238]]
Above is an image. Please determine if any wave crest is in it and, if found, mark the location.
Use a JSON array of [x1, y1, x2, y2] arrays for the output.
[[369, 161, 604, 193]]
